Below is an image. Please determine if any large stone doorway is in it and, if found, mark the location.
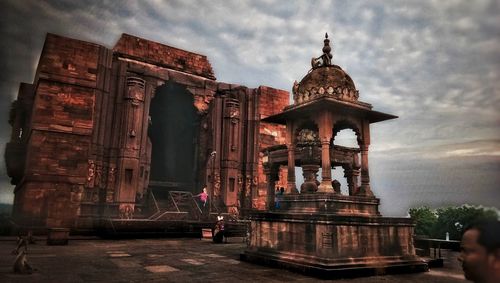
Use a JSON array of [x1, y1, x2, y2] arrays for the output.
[[148, 82, 200, 196]]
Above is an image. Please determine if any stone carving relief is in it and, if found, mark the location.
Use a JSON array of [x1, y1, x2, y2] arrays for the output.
[[322, 232, 334, 248], [107, 167, 116, 187], [245, 175, 252, 198], [296, 129, 320, 145], [193, 93, 211, 114], [82, 188, 99, 203], [237, 174, 243, 186], [94, 165, 102, 188], [70, 185, 84, 203], [118, 204, 134, 220], [294, 86, 359, 105], [106, 192, 114, 203], [191, 87, 215, 114], [106, 166, 116, 203], [86, 160, 95, 188], [228, 206, 239, 218], [237, 174, 243, 196], [91, 191, 99, 203], [126, 77, 145, 101], [213, 173, 221, 196], [230, 108, 239, 122], [252, 199, 258, 209]]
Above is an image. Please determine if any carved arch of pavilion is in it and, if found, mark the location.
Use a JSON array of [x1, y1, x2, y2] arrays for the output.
[[331, 117, 363, 147]]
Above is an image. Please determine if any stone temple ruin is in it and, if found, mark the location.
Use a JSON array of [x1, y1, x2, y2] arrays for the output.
[[5, 33, 289, 230]]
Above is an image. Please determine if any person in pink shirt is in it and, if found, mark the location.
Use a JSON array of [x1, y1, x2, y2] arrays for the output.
[[196, 187, 208, 208]]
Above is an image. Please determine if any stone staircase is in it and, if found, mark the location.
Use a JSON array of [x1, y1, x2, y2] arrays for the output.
[[148, 191, 203, 221]]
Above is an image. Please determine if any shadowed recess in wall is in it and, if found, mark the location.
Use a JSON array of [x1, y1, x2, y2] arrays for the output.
[[148, 82, 199, 194]]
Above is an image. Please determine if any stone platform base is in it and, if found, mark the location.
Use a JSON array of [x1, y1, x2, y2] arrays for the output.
[[244, 209, 428, 279], [241, 250, 428, 279]]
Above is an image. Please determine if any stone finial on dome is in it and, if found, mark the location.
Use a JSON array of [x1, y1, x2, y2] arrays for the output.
[[322, 33, 332, 59], [311, 33, 333, 68]]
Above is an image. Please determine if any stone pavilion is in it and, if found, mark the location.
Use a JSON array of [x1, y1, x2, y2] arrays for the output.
[[241, 34, 427, 277]]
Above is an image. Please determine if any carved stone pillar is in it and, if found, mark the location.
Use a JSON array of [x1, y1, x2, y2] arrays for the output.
[[357, 144, 373, 196], [264, 166, 279, 211], [286, 143, 297, 194], [317, 138, 333, 192], [300, 164, 320, 193], [116, 76, 145, 204], [348, 153, 360, 196], [317, 111, 333, 193], [351, 168, 360, 195], [344, 166, 354, 196]]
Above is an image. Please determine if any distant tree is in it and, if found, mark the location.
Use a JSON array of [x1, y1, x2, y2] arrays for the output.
[[409, 205, 499, 240], [408, 206, 437, 237], [434, 205, 498, 240]]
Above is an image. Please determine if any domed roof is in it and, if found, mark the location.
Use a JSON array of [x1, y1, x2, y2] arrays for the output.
[[292, 34, 359, 104], [297, 65, 356, 93]]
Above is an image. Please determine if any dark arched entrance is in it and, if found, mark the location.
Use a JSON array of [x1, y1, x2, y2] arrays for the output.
[[148, 82, 199, 196]]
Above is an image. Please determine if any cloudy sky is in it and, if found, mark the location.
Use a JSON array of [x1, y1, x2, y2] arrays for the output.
[[0, 0, 498, 215]]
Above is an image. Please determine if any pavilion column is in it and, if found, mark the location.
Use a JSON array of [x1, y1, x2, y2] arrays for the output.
[[357, 144, 373, 196], [351, 169, 361, 196], [350, 153, 360, 195], [286, 143, 297, 194], [344, 165, 354, 196], [357, 120, 373, 197], [317, 112, 333, 193], [285, 121, 298, 194]]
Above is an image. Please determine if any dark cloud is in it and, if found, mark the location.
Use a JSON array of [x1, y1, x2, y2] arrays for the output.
[[0, 0, 498, 215]]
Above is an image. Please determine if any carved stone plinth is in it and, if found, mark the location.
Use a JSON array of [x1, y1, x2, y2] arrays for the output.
[[242, 211, 427, 278], [243, 188, 427, 278]]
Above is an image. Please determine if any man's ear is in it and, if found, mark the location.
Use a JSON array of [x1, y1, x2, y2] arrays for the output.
[[490, 249, 500, 269]]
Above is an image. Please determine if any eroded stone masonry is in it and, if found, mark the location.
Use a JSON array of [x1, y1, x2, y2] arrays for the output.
[[6, 33, 289, 229]]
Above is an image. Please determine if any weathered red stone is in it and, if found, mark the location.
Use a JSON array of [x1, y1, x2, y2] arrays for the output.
[[6, 33, 289, 230]]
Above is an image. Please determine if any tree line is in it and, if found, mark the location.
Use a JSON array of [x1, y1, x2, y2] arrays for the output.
[[408, 205, 499, 240]]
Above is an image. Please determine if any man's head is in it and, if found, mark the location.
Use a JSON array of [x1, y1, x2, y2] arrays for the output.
[[458, 220, 500, 283]]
